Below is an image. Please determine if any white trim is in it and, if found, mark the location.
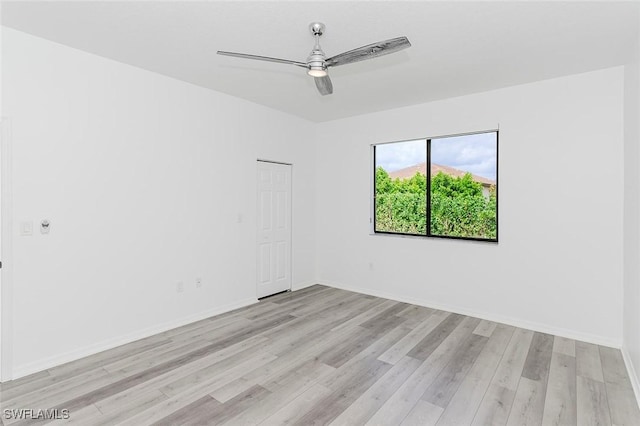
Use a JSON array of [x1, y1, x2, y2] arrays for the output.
[[622, 346, 640, 412], [256, 160, 293, 298], [319, 280, 622, 348], [370, 144, 375, 234], [12, 297, 257, 380], [291, 281, 316, 292], [369, 128, 500, 147], [0, 117, 13, 382]]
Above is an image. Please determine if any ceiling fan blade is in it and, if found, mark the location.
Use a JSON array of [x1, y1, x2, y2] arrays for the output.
[[315, 75, 333, 96], [217, 51, 307, 68], [325, 36, 411, 68]]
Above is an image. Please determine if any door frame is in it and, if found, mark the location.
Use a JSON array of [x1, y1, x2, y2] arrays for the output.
[[256, 159, 293, 299], [1, 117, 13, 381]]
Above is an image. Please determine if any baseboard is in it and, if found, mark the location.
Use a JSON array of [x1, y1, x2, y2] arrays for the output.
[[11, 297, 258, 381], [622, 346, 640, 411], [291, 281, 317, 292], [319, 280, 622, 348]]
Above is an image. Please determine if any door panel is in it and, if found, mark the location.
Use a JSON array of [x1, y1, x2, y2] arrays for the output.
[[256, 161, 292, 298], [260, 192, 271, 231], [259, 243, 271, 283]]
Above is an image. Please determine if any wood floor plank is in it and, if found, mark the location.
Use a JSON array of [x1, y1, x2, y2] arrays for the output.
[[150, 394, 222, 426], [159, 350, 277, 397], [321, 325, 410, 391], [577, 376, 612, 426], [1, 340, 169, 403], [378, 310, 449, 365], [318, 328, 379, 368], [396, 305, 435, 329], [317, 313, 407, 371], [5, 372, 126, 426], [263, 314, 354, 357], [400, 400, 444, 426], [505, 332, 554, 426], [330, 299, 398, 333], [576, 341, 605, 383], [421, 333, 489, 408], [473, 326, 534, 426], [360, 302, 410, 328], [92, 389, 169, 425], [47, 403, 104, 425], [105, 317, 255, 374], [599, 346, 640, 425], [436, 324, 515, 426], [259, 383, 332, 425], [51, 314, 293, 413], [294, 357, 392, 426], [406, 313, 466, 361], [506, 376, 548, 426], [47, 339, 172, 381], [471, 384, 517, 426], [541, 352, 577, 426], [0, 287, 637, 426], [84, 334, 269, 415], [173, 385, 270, 426], [552, 336, 576, 357], [0, 369, 51, 392], [221, 359, 335, 425], [2, 367, 121, 410], [473, 320, 498, 338], [286, 289, 359, 318], [268, 285, 329, 305], [366, 316, 481, 425], [211, 325, 349, 402], [522, 332, 554, 382], [492, 328, 535, 391], [329, 356, 422, 426]]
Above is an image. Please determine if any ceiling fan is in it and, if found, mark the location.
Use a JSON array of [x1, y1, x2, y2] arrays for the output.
[[217, 22, 411, 96]]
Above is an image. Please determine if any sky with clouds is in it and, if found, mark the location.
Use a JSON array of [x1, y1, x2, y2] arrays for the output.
[[375, 132, 497, 181]]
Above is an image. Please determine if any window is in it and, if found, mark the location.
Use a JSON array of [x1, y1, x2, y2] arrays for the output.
[[373, 131, 498, 242]]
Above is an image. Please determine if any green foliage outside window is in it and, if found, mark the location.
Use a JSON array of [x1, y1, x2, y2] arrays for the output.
[[375, 167, 497, 239]]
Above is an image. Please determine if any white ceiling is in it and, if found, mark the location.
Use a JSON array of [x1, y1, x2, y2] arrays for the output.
[[2, 1, 639, 122]]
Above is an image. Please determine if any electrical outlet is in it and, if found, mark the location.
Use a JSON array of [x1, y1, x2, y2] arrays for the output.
[[195, 277, 202, 288], [176, 282, 184, 293]]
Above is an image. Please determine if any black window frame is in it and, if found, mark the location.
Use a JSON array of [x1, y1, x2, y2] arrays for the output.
[[373, 130, 499, 243]]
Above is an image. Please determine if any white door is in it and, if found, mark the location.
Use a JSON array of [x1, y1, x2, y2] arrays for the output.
[[256, 161, 292, 298]]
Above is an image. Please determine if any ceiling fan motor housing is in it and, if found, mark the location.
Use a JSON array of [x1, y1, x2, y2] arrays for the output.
[[307, 22, 327, 75], [307, 48, 326, 71]]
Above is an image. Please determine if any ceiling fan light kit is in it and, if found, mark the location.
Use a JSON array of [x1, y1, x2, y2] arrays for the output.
[[217, 22, 411, 96]]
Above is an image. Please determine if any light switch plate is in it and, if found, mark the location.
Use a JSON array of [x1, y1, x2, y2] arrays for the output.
[[20, 221, 33, 236]]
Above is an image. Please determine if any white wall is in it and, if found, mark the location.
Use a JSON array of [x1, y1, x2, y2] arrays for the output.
[[315, 67, 625, 347], [1, 28, 316, 378], [1, 25, 634, 385], [623, 9, 640, 403]]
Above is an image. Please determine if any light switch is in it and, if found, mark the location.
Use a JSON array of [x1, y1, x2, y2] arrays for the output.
[[41, 219, 50, 234], [20, 221, 33, 236]]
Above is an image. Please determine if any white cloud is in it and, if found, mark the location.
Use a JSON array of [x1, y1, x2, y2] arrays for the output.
[[375, 139, 426, 172], [431, 133, 497, 180], [375, 132, 498, 180]]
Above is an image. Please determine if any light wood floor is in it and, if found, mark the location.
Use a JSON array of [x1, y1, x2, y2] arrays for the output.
[[0, 285, 638, 425]]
